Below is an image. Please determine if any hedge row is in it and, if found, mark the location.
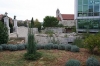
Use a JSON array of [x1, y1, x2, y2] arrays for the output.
[[0, 43, 79, 52], [36, 43, 80, 52], [65, 57, 100, 66], [0, 44, 26, 51]]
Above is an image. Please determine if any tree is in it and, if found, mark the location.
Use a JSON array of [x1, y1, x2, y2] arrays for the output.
[[43, 16, 59, 27], [0, 21, 8, 44], [34, 19, 41, 32], [24, 18, 41, 60], [30, 17, 34, 28]]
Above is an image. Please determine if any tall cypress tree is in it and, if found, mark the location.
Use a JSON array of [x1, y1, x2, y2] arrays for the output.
[[24, 17, 41, 60], [30, 17, 34, 28]]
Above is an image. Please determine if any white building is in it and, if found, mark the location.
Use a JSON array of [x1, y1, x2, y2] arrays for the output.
[[56, 9, 75, 27]]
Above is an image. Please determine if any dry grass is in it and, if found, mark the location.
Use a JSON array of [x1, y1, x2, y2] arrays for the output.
[[0, 48, 100, 66]]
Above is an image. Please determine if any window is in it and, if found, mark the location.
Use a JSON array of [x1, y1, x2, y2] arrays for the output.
[[78, 0, 82, 5], [89, 5, 93, 12], [94, 4, 99, 16], [83, 5, 88, 16], [83, 0, 88, 5], [94, 0, 100, 4], [78, 5, 83, 17], [94, 4, 99, 12], [89, 0, 94, 5], [78, 6, 82, 12], [88, 12, 93, 16]]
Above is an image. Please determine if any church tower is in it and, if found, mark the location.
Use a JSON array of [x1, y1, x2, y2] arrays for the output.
[[56, 8, 60, 17]]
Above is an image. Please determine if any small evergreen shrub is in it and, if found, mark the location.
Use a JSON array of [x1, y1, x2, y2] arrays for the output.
[[24, 52, 42, 60], [0, 44, 8, 50], [7, 44, 13, 50], [17, 44, 25, 50], [86, 57, 100, 66], [53, 44, 58, 49], [0, 46, 3, 51], [9, 45, 17, 51], [58, 44, 65, 50], [48, 43, 54, 49], [41, 45, 45, 49], [36, 44, 41, 50], [65, 59, 81, 66], [44, 44, 52, 50], [65, 44, 72, 51], [24, 44, 27, 49], [71, 45, 80, 52], [72, 38, 84, 48]]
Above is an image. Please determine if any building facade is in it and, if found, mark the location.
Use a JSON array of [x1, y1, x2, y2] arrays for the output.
[[75, 0, 100, 32]]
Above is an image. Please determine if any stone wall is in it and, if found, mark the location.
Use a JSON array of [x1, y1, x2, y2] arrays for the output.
[[59, 20, 75, 27], [44, 27, 63, 33]]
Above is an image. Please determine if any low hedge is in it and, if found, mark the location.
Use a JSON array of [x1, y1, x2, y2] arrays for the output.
[[0, 46, 3, 51], [71, 45, 80, 52], [58, 44, 65, 50]]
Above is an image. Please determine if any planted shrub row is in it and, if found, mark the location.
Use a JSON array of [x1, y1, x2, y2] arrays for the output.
[[36, 43, 80, 52], [0, 43, 80, 52], [0, 44, 26, 51], [65, 57, 100, 66]]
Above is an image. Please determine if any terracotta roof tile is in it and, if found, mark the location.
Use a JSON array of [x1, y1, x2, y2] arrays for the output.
[[61, 14, 74, 20]]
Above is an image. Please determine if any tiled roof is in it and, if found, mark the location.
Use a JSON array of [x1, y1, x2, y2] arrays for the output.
[[61, 14, 74, 20]]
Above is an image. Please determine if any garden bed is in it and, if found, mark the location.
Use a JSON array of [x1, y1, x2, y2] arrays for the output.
[[0, 48, 100, 66]]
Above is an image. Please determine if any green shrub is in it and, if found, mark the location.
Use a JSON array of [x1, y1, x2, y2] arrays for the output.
[[24, 44, 27, 49], [71, 45, 79, 52], [53, 44, 58, 49], [0, 44, 8, 50], [0, 46, 3, 51], [44, 44, 53, 50], [65, 44, 72, 51], [48, 43, 54, 49], [24, 52, 42, 60], [84, 34, 100, 53], [72, 38, 84, 48], [9, 45, 17, 51], [65, 59, 81, 66], [58, 44, 65, 50], [0, 21, 8, 44], [17, 44, 25, 50], [36, 44, 41, 50], [41, 45, 45, 49], [86, 57, 100, 66]]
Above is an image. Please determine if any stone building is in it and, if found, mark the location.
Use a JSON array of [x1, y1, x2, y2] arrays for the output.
[[56, 9, 75, 27]]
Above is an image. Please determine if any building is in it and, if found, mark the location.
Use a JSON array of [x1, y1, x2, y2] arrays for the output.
[[75, 0, 100, 33], [56, 9, 75, 27]]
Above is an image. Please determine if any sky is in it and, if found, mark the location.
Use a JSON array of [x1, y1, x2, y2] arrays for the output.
[[0, 0, 74, 22]]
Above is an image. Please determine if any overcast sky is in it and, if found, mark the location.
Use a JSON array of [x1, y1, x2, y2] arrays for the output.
[[0, 0, 74, 22]]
